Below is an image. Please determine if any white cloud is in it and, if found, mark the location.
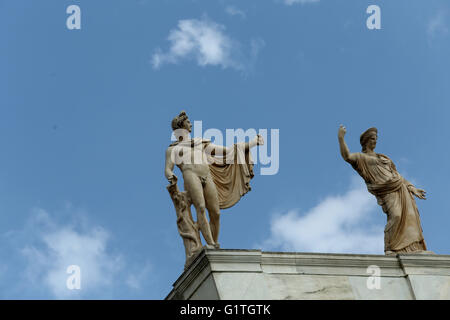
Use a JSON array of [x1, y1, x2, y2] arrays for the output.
[[152, 18, 236, 69], [125, 263, 152, 290], [225, 5, 246, 19], [428, 11, 448, 37], [283, 0, 320, 5], [16, 208, 151, 299], [152, 18, 262, 71], [262, 177, 384, 254]]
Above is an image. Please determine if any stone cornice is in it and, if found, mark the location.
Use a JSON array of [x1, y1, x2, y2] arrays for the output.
[[166, 249, 450, 300]]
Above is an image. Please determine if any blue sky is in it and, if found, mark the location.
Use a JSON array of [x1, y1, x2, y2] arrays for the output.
[[1, 0, 449, 299]]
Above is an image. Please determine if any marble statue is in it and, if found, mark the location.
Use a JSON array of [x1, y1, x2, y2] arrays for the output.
[[165, 111, 263, 265], [338, 125, 432, 255]]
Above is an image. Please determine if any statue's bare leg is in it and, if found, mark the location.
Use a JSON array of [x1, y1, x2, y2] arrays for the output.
[[204, 175, 221, 245], [183, 170, 215, 246]]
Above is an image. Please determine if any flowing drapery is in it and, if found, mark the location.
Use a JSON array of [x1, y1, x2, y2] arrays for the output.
[[352, 153, 426, 253], [207, 142, 254, 209]]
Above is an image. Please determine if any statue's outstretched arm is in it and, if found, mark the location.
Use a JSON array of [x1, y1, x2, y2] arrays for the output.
[[338, 125, 357, 164], [206, 135, 263, 157], [244, 134, 264, 151], [206, 144, 232, 157]]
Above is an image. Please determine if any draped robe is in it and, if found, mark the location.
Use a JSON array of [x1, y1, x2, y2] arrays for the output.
[[351, 152, 427, 253], [207, 142, 254, 209]]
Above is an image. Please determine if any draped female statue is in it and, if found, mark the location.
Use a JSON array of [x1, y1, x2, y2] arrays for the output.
[[338, 125, 432, 255]]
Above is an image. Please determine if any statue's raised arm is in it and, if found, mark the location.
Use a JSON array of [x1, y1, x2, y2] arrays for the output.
[[338, 125, 357, 165]]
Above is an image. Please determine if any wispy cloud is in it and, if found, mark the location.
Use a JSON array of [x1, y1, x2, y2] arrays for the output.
[[152, 17, 263, 72], [261, 176, 384, 254], [21, 212, 122, 298], [125, 263, 152, 290], [225, 5, 246, 19], [283, 0, 320, 5], [428, 10, 448, 38], [5, 207, 152, 299]]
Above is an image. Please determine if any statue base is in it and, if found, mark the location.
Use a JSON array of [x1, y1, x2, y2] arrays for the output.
[[166, 249, 450, 300]]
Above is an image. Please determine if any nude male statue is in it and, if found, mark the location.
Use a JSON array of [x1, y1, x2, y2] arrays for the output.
[[165, 111, 263, 249]]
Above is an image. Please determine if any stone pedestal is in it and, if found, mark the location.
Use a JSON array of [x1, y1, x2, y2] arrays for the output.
[[166, 249, 450, 300]]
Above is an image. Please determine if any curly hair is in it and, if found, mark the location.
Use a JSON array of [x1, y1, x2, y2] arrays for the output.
[[171, 111, 189, 131]]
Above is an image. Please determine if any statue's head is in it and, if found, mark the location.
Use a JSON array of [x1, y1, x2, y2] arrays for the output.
[[360, 127, 378, 152], [171, 111, 192, 133]]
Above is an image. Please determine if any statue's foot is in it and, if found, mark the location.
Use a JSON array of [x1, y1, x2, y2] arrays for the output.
[[204, 243, 220, 250], [419, 250, 436, 255], [385, 251, 396, 256]]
